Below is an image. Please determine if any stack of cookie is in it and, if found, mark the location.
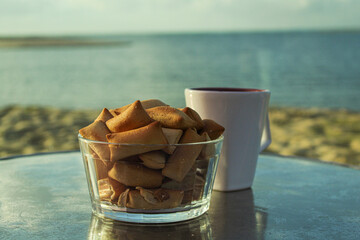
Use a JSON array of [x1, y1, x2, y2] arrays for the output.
[[79, 99, 224, 210]]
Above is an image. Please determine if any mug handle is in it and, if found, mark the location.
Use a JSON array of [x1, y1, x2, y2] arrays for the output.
[[259, 113, 271, 152]]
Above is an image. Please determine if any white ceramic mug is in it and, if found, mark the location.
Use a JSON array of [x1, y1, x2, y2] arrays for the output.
[[185, 87, 271, 191]]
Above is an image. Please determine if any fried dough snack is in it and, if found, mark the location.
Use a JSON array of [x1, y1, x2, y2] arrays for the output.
[[146, 106, 198, 130], [79, 120, 111, 163], [106, 100, 153, 133], [127, 188, 184, 210], [162, 128, 206, 182], [109, 161, 163, 188], [95, 108, 114, 122], [139, 151, 166, 169], [79, 120, 110, 142], [161, 128, 183, 154], [107, 121, 168, 161], [79, 99, 224, 210], [111, 99, 168, 116], [180, 107, 204, 130], [200, 119, 225, 140]]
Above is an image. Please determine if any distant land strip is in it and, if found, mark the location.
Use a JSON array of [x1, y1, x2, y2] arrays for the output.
[[0, 37, 131, 48]]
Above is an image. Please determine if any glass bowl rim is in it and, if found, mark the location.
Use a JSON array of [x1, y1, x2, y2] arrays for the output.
[[78, 134, 224, 147]]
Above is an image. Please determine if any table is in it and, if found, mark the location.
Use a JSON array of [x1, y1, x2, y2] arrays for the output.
[[0, 152, 359, 240]]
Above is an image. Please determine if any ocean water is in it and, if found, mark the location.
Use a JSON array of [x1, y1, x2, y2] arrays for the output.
[[0, 32, 359, 111]]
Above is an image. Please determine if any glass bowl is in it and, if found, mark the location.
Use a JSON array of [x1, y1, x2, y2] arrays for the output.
[[78, 134, 223, 223]]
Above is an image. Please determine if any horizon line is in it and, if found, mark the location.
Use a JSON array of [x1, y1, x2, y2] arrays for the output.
[[1, 27, 360, 38]]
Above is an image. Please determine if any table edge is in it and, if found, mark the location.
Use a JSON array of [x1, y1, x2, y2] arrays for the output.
[[0, 150, 79, 161], [263, 152, 360, 170], [0, 151, 358, 170]]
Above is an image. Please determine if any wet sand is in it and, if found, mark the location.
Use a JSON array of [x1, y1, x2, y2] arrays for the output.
[[0, 105, 359, 167]]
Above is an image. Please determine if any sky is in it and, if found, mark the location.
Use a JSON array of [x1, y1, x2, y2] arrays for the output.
[[0, 0, 359, 35]]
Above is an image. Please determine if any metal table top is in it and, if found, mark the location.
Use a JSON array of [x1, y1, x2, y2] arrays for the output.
[[0, 152, 359, 240]]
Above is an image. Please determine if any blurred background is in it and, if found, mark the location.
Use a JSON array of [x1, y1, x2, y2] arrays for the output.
[[0, 0, 359, 166]]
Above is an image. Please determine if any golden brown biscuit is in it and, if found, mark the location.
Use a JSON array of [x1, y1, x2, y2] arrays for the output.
[[108, 178, 127, 202], [117, 189, 130, 207], [95, 108, 114, 122], [117, 155, 142, 163], [199, 132, 216, 159], [98, 178, 113, 201], [136, 187, 159, 204], [109, 109, 119, 117], [146, 106, 197, 129], [93, 155, 109, 180], [110, 105, 129, 116], [126, 188, 184, 209], [88, 147, 112, 169], [161, 165, 196, 191], [162, 163, 197, 204], [92, 143, 111, 164], [79, 120, 111, 161], [111, 99, 168, 115], [180, 107, 204, 130], [141, 99, 168, 109], [200, 119, 225, 140], [106, 121, 168, 161], [108, 161, 163, 188], [161, 128, 183, 154], [139, 151, 166, 169], [106, 100, 153, 133], [79, 120, 110, 142], [162, 128, 206, 182], [97, 177, 127, 203]]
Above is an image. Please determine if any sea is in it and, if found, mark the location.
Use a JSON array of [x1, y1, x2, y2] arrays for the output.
[[0, 31, 359, 111]]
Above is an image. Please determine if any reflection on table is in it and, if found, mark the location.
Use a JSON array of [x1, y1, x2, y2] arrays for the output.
[[88, 213, 212, 240], [209, 189, 268, 240], [87, 189, 269, 240]]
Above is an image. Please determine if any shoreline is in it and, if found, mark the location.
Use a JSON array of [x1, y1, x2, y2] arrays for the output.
[[0, 37, 130, 48], [0, 105, 359, 167]]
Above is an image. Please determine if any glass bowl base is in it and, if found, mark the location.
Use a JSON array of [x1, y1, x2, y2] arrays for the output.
[[93, 201, 211, 223]]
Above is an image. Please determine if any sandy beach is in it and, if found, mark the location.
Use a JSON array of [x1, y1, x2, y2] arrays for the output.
[[0, 37, 129, 48], [0, 105, 359, 167]]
